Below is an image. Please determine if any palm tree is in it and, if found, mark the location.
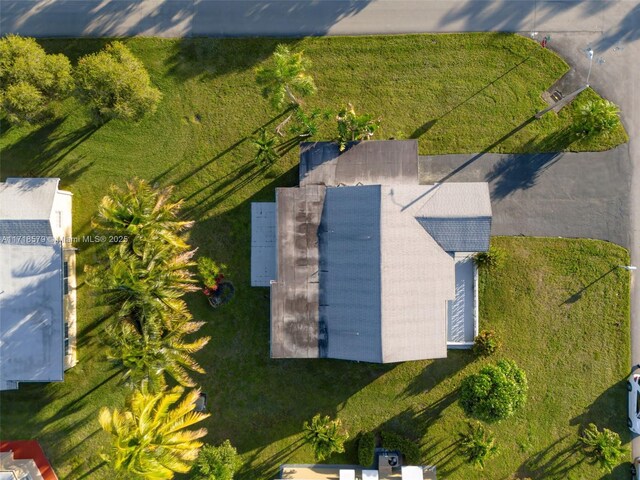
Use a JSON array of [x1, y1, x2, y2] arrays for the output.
[[336, 103, 381, 151], [105, 313, 210, 391], [458, 421, 498, 469], [252, 128, 279, 166], [579, 423, 627, 473], [255, 44, 317, 110], [93, 178, 194, 255], [302, 414, 349, 461], [99, 384, 210, 479], [576, 99, 621, 136], [86, 244, 197, 333]]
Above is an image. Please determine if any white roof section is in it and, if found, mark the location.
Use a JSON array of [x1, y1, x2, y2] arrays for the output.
[[0, 243, 64, 388], [380, 186, 455, 362], [250, 203, 277, 287], [385, 183, 492, 218], [0, 178, 60, 220]]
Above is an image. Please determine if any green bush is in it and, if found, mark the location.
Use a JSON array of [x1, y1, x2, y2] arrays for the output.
[[460, 359, 527, 423], [575, 99, 621, 137], [380, 431, 420, 465], [0, 34, 72, 124], [192, 440, 240, 480], [336, 103, 381, 151], [303, 414, 349, 461], [579, 423, 627, 473], [1, 81, 44, 124], [473, 330, 501, 357], [75, 41, 161, 122], [474, 245, 506, 271], [358, 432, 376, 468], [458, 421, 498, 469], [197, 257, 226, 288], [252, 128, 279, 166]]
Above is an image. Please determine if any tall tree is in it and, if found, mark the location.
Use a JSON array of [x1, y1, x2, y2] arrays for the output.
[[255, 44, 317, 110], [85, 245, 197, 333], [104, 312, 210, 391], [99, 385, 210, 479], [93, 179, 194, 255], [76, 41, 161, 122], [0, 34, 72, 124], [302, 414, 349, 461]]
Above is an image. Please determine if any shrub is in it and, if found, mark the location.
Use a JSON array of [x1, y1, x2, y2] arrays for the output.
[[303, 414, 349, 461], [575, 99, 621, 137], [473, 330, 501, 357], [460, 359, 527, 422], [579, 423, 627, 473], [75, 41, 161, 122], [336, 103, 381, 151], [380, 431, 420, 465], [473, 245, 505, 271], [192, 440, 241, 480], [252, 128, 279, 166], [458, 421, 498, 469], [0, 34, 72, 124], [358, 432, 376, 468], [197, 257, 226, 289], [1, 81, 44, 124]]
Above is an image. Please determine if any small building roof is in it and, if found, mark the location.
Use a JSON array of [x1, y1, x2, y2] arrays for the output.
[[0, 243, 64, 389], [250, 203, 277, 287], [0, 441, 59, 480], [0, 178, 60, 220], [300, 140, 419, 186]]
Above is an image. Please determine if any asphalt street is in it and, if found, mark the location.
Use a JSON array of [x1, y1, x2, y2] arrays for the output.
[[1, 0, 639, 462]]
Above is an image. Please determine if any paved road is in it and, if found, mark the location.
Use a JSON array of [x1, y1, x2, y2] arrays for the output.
[[0, 0, 630, 37], [2, 0, 639, 461]]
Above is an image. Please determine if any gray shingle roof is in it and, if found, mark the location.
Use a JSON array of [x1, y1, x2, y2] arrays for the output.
[[0, 220, 53, 239], [0, 178, 59, 220], [417, 217, 491, 252]]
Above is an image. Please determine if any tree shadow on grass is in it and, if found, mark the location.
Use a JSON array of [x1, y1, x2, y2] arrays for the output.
[[152, 107, 293, 189], [517, 435, 584, 479], [165, 38, 301, 83], [570, 378, 631, 440], [1, 117, 99, 181]]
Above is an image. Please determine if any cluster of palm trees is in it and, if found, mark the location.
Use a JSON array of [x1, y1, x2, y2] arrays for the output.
[[87, 179, 212, 479], [252, 44, 381, 166]]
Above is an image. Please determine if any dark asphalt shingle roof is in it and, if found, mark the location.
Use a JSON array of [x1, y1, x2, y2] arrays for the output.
[[417, 217, 491, 252]]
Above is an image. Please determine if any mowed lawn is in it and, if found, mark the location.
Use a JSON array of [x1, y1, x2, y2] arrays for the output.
[[0, 34, 631, 479]]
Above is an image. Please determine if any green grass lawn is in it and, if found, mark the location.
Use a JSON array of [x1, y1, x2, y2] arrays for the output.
[[0, 34, 631, 480]]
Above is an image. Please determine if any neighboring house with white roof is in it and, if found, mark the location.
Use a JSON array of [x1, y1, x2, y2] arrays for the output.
[[251, 140, 492, 363], [0, 178, 77, 391]]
